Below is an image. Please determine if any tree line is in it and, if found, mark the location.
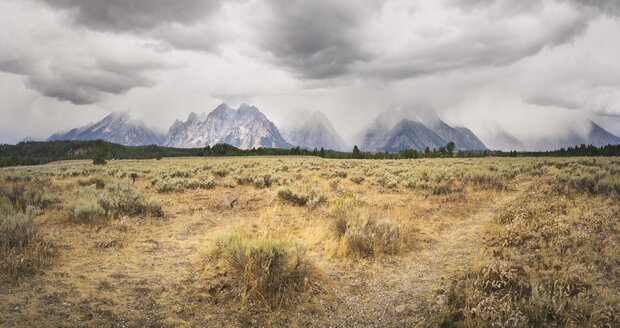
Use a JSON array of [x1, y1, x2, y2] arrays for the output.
[[0, 140, 618, 167]]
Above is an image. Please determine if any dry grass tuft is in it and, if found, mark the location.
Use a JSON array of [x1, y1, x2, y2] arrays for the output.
[[0, 205, 56, 278], [209, 231, 319, 311], [277, 184, 324, 208], [330, 193, 411, 258], [64, 182, 164, 222]]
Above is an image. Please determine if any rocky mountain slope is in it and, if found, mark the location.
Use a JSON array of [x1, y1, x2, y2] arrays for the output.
[[47, 112, 164, 146], [164, 103, 291, 149]]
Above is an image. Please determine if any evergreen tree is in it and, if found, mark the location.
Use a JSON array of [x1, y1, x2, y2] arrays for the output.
[[352, 145, 361, 158], [446, 141, 456, 156], [92, 139, 109, 165]]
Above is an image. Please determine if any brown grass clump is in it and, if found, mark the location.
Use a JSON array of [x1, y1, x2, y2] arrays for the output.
[[555, 166, 619, 198], [0, 205, 56, 278], [330, 193, 410, 258], [349, 173, 365, 184], [277, 184, 324, 207], [209, 231, 319, 311], [64, 182, 164, 222], [0, 183, 58, 211], [464, 170, 504, 190]]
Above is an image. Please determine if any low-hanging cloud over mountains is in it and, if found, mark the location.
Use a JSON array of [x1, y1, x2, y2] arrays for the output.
[[0, 0, 619, 147]]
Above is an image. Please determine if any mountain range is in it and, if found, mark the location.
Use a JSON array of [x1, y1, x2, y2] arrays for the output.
[[359, 109, 487, 152], [165, 103, 291, 149], [47, 112, 165, 146], [525, 120, 620, 151], [46, 103, 620, 152]]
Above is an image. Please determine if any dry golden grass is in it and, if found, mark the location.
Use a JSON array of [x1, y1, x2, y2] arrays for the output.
[[0, 156, 617, 327]]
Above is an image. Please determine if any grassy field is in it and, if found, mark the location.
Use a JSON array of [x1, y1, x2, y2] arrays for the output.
[[0, 156, 618, 327]]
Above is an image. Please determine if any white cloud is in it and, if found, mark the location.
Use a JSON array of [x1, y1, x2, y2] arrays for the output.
[[0, 0, 618, 148]]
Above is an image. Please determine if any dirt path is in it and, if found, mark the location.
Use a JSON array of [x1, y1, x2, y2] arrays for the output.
[[321, 187, 525, 327]]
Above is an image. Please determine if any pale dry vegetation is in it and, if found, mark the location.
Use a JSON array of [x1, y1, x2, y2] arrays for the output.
[[436, 177, 619, 327], [0, 156, 617, 327]]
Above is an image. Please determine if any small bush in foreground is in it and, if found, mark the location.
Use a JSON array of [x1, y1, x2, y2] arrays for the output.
[[64, 183, 163, 222], [277, 185, 324, 207], [155, 178, 185, 193], [1, 205, 40, 248], [374, 171, 398, 188], [330, 193, 408, 258], [209, 231, 317, 311], [64, 198, 105, 223], [145, 198, 164, 217], [349, 174, 365, 184], [222, 177, 236, 188], [0, 183, 58, 211], [1, 205, 56, 278]]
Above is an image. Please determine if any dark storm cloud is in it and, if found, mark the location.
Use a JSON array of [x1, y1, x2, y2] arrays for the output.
[[359, 0, 594, 81], [363, 21, 589, 80], [571, 0, 620, 16], [253, 0, 597, 81], [456, 0, 620, 16], [38, 0, 224, 32], [255, 0, 379, 79], [0, 56, 162, 105]]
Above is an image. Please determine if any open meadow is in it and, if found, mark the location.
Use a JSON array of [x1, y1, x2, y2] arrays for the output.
[[0, 157, 618, 327]]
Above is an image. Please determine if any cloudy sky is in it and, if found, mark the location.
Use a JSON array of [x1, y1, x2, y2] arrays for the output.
[[1, 0, 619, 147]]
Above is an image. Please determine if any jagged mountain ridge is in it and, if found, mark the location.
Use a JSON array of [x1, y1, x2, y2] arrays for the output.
[[164, 103, 292, 149], [47, 112, 165, 146], [280, 110, 347, 151]]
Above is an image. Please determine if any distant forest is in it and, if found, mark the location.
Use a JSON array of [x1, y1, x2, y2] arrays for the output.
[[0, 140, 618, 167]]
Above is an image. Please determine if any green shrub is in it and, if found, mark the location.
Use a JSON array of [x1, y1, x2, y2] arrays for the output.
[[63, 198, 105, 223], [155, 178, 185, 193], [374, 171, 398, 188]]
